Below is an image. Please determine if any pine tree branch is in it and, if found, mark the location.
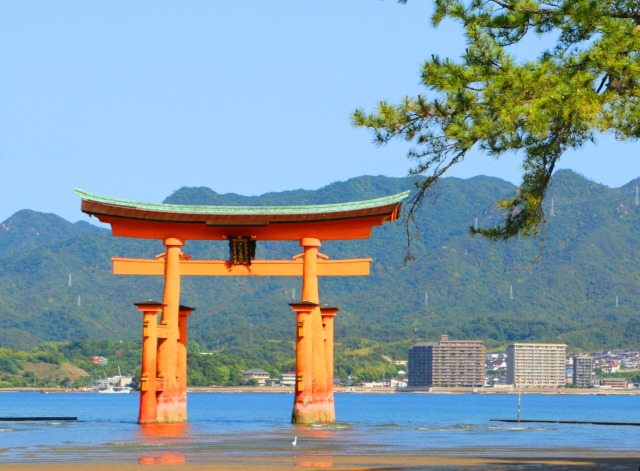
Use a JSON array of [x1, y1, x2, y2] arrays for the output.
[[489, 0, 640, 21]]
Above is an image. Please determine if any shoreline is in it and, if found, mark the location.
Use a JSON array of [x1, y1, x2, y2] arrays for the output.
[[3, 385, 639, 395]]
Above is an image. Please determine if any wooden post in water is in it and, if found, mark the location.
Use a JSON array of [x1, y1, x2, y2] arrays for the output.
[[517, 379, 522, 423]]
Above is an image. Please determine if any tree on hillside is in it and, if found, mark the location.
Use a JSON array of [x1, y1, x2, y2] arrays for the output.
[[352, 0, 640, 240]]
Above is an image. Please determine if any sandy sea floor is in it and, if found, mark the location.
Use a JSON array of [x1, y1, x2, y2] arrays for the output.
[[1, 453, 639, 470]]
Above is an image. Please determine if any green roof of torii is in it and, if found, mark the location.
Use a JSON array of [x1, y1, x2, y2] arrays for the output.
[[75, 189, 410, 216], [75, 188, 410, 240]]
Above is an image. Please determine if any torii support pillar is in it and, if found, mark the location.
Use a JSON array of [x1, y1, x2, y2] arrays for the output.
[[177, 305, 195, 421], [289, 302, 340, 425], [321, 306, 339, 397], [290, 301, 317, 424], [135, 300, 165, 424], [135, 300, 195, 424]]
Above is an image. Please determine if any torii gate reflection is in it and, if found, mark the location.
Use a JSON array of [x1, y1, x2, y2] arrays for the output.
[[76, 189, 408, 425]]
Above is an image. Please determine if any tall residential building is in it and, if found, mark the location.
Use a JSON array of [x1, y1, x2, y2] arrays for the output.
[[408, 335, 485, 388], [572, 355, 594, 388], [506, 343, 567, 388], [408, 342, 433, 387]]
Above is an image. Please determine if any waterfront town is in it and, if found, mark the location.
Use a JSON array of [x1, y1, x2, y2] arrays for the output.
[[238, 336, 640, 392], [68, 336, 640, 394]]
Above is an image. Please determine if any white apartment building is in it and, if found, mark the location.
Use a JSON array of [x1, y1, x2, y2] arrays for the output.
[[507, 343, 567, 388]]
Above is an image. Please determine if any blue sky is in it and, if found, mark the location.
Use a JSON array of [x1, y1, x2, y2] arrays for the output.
[[1, 1, 637, 223]]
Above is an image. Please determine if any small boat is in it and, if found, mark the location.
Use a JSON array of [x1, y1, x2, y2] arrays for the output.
[[98, 367, 134, 393], [98, 386, 134, 394]]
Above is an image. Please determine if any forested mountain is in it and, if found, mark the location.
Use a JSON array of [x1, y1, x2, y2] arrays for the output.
[[0, 171, 638, 357]]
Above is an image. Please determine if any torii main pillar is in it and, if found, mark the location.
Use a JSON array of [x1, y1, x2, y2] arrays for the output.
[[76, 188, 408, 425], [289, 237, 334, 423]]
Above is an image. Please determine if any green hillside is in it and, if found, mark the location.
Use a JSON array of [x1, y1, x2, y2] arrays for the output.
[[0, 171, 638, 358]]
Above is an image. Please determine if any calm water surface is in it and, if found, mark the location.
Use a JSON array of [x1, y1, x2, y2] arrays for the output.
[[0, 392, 638, 464]]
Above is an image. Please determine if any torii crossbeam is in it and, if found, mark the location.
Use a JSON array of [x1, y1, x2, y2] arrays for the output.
[[76, 189, 408, 425]]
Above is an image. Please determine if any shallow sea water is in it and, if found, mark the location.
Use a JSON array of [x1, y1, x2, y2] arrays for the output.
[[0, 391, 638, 467]]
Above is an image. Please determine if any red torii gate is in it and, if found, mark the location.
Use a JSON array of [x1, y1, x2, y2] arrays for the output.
[[76, 189, 408, 424]]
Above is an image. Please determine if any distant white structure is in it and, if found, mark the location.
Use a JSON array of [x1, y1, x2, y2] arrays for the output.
[[242, 369, 270, 385], [507, 343, 567, 388], [280, 371, 296, 387]]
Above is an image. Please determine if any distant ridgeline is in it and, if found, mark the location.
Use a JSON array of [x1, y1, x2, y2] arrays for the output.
[[0, 170, 639, 353]]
